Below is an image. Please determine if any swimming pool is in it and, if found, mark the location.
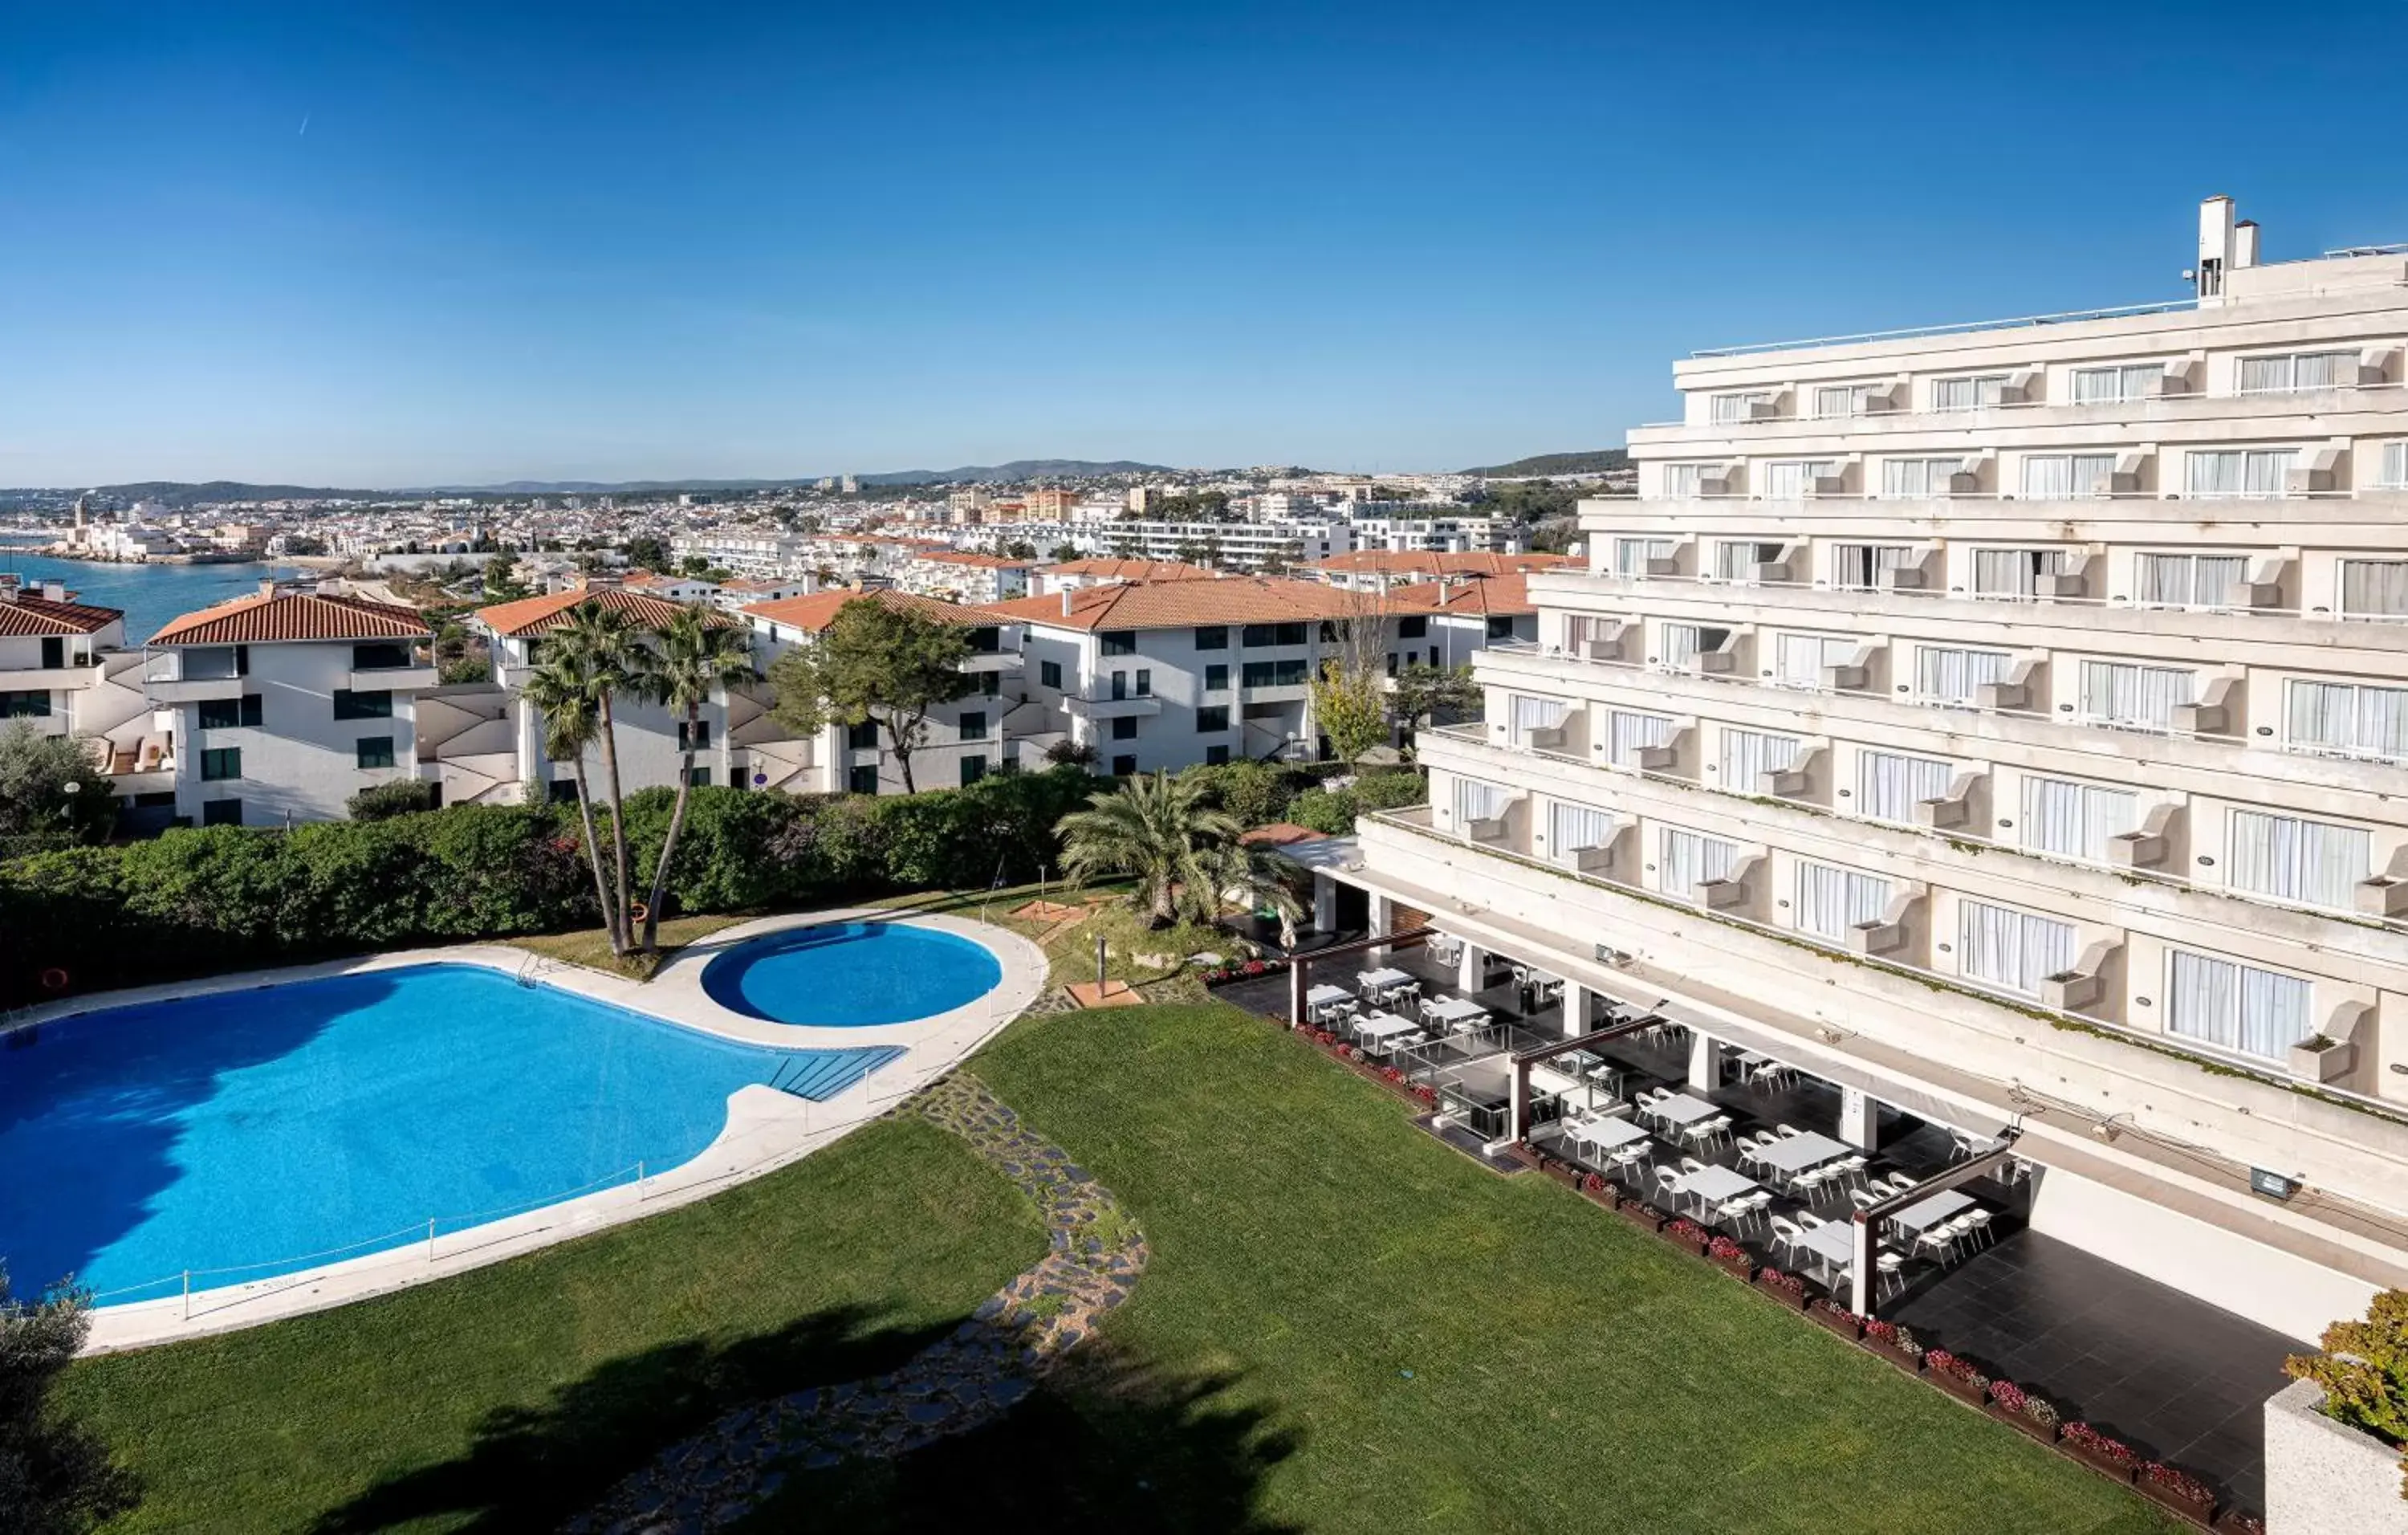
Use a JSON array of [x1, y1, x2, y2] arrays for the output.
[[0, 964, 901, 1304], [701, 921, 1004, 1027]]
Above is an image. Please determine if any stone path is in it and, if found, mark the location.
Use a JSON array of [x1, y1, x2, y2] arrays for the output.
[[567, 1075, 1148, 1534]]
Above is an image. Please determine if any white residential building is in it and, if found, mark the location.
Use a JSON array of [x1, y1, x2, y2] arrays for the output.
[[893, 550, 1034, 605], [0, 580, 167, 812], [1337, 197, 2408, 1343]]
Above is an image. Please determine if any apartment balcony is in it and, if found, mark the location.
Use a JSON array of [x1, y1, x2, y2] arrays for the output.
[[1064, 691, 1163, 719], [0, 662, 102, 692], [958, 650, 1024, 675], [1238, 682, 1312, 704], [144, 674, 248, 703], [347, 663, 442, 691]]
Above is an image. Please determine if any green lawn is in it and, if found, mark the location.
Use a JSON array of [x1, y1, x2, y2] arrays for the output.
[[59, 999, 2174, 1534], [56, 1118, 1044, 1533]]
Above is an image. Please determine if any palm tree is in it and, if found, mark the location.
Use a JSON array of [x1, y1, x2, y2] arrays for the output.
[[1055, 770, 1243, 928], [1204, 840, 1307, 949], [630, 606, 756, 952], [554, 601, 645, 954], [519, 649, 624, 951]]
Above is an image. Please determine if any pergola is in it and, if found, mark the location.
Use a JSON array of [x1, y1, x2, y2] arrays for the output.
[[1283, 926, 1438, 1028]]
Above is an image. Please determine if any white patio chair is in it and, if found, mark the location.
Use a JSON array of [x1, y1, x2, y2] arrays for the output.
[[1849, 1188, 1881, 1215], [1958, 1207, 1995, 1251], [1914, 1226, 1959, 1265], [1767, 1215, 1805, 1265], [1652, 1166, 1682, 1212], [1875, 1250, 1908, 1301], [1678, 1154, 1706, 1177], [1791, 1167, 1830, 1204], [1833, 1154, 1870, 1194], [1795, 1210, 1826, 1231], [1714, 1195, 1759, 1235]]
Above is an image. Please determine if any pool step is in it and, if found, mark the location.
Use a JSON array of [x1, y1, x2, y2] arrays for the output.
[[768, 1046, 908, 1102]]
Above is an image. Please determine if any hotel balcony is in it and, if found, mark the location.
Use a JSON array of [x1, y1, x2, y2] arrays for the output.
[[143, 674, 249, 704], [1064, 691, 1162, 719], [0, 662, 103, 692], [347, 663, 442, 691]]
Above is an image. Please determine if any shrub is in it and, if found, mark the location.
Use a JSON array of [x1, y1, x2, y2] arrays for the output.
[[1182, 759, 1300, 828], [347, 780, 438, 820], [1287, 787, 1358, 836], [1352, 770, 1427, 812]]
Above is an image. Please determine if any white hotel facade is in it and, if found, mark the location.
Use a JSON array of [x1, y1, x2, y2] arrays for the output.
[[1348, 198, 2408, 1340]]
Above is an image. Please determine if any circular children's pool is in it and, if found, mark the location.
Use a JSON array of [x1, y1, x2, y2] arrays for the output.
[[701, 921, 1005, 1027]]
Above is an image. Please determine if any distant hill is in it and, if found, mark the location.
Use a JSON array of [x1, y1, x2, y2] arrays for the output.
[[92, 479, 388, 507], [67, 461, 1184, 503], [1460, 450, 1630, 478]]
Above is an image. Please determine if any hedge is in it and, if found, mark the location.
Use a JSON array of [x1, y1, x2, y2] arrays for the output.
[[0, 767, 1102, 1005]]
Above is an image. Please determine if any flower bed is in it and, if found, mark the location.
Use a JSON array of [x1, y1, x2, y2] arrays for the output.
[[1752, 1267, 1812, 1311], [2211, 1511, 2264, 1534], [1808, 1301, 1864, 1341], [1706, 1236, 1755, 1281], [1613, 1199, 1666, 1234], [1657, 1217, 1710, 1257], [2058, 1423, 2139, 1485], [1198, 958, 1286, 987], [1576, 1171, 1617, 1210], [2137, 1461, 2219, 1527], [1861, 1319, 1926, 1373], [1984, 1380, 2060, 1445], [1922, 1349, 1990, 1407]]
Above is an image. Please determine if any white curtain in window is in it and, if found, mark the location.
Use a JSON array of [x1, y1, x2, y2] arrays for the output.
[[1452, 776, 1511, 825], [2382, 442, 2408, 489], [1795, 861, 1891, 940], [2020, 453, 2117, 499], [1658, 623, 1703, 670], [1662, 465, 1713, 499], [2133, 552, 2248, 608], [1659, 827, 1738, 895], [2166, 951, 2313, 1059], [2286, 679, 2408, 761], [1958, 900, 2078, 996], [1607, 710, 1674, 766], [1880, 459, 1961, 498], [1510, 694, 1569, 744], [1856, 750, 1954, 822], [2238, 351, 2351, 394], [1971, 548, 2066, 599], [2340, 560, 2408, 618], [2020, 777, 2137, 861], [1550, 802, 1614, 854], [1719, 728, 1800, 791], [1710, 393, 1767, 424], [2226, 810, 2369, 911], [1914, 645, 2013, 705], [1613, 536, 1675, 576], [1834, 544, 1916, 588], [1758, 461, 1833, 499], [2078, 660, 2194, 730], [1712, 540, 1781, 580], [2070, 364, 2161, 404], [2186, 448, 2296, 498], [1772, 633, 1853, 689], [1930, 375, 2005, 411], [1813, 385, 1870, 419]]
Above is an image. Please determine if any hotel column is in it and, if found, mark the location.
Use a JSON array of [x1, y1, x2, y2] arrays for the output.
[[1840, 1087, 1877, 1150], [1687, 1031, 1723, 1092]]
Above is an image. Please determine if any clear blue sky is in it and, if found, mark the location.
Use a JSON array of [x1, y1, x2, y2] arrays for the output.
[[6, 2, 2406, 488]]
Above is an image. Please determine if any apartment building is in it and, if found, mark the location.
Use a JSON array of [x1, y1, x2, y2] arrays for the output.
[[1311, 550, 1577, 591], [1341, 197, 2408, 1341], [893, 550, 1034, 605], [741, 589, 1028, 792], [1030, 557, 1218, 596], [146, 583, 438, 825], [1350, 510, 1527, 554], [1085, 518, 1356, 570]]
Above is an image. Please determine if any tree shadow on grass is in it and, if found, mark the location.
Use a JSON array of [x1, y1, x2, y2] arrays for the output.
[[309, 1303, 955, 1534], [740, 1341, 1303, 1535]]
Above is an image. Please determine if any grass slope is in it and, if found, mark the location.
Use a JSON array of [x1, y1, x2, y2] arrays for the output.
[[758, 1004, 2171, 1534], [59, 1118, 1044, 1533]]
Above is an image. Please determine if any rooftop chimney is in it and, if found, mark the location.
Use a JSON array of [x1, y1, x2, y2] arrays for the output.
[[1061, 586, 1072, 617], [2235, 218, 2261, 270], [2197, 196, 2236, 303], [42, 580, 67, 603]]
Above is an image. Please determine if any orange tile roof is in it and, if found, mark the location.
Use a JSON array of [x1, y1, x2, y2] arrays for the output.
[[473, 585, 718, 638], [1387, 572, 1538, 617], [914, 550, 1031, 568], [741, 588, 996, 633], [0, 591, 124, 637], [1040, 558, 1218, 582], [151, 590, 428, 646], [981, 576, 1358, 632], [1312, 550, 1574, 579]]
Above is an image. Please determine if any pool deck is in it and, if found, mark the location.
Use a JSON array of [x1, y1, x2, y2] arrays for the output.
[[14, 909, 1048, 1354]]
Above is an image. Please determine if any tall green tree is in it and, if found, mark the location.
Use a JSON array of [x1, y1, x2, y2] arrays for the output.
[[519, 645, 625, 952], [553, 602, 646, 952], [1391, 662, 1483, 743], [0, 1269, 139, 1534], [620, 535, 671, 572], [1310, 590, 1393, 765], [0, 723, 114, 843], [629, 607, 755, 951], [1054, 769, 1242, 927], [766, 601, 970, 794]]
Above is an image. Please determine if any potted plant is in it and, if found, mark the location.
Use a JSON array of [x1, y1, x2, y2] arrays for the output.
[[1706, 1235, 1755, 1281], [2211, 1511, 2264, 1534], [1808, 1300, 1864, 1341], [1985, 1381, 2060, 1444], [1614, 1197, 1666, 1233], [2137, 1462, 2219, 1526], [1861, 1319, 1925, 1372], [1753, 1266, 1812, 1311], [1658, 1217, 1710, 1256], [1578, 1171, 1617, 1208], [1923, 1349, 1989, 1407], [2059, 1422, 2139, 1484]]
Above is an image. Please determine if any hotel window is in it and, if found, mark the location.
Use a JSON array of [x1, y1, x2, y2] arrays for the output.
[[2186, 447, 2297, 499], [1194, 625, 1228, 649], [1794, 861, 1891, 942], [2226, 810, 2369, 912], [2020, 776, 2137, 862], [202, 798, 243, 827], [2380, 442, 2408, 488], [1204, 664, 1228, 692], [1135, 669, 1152, 697], [1100, 631, 1137, 656], [1832, 543, 1915, 590], [2340, 559, 2408, 620], [1197, 705, 1230, 733], [2135, 551, 2250, 610], [1719, 728, 1800, 792], [1971, 548, 2067, 600], [1757, 460, 1836, 499], [0, 690, 51, 718], [1453, 776, 1512, 826], [1662, 465, 1720, 499], [1958, 901, 2076, 996], [1605, 710, 1674, 767], [1656, 622, 1726, 672], [2287, 678, 2408, 762], [2078, 660, 2194, 731], [1509, 694, 1569, 746], [352, 641, 413, 671], [2068, 362, 2162, 404], [1397, 616, 1428, 638], [1880, 458, 1961, 498], [1240, 621, 1308, 647], [1658, 827, 1738, 895], [332, 688, 393, 721], [200, 747, 242, 782], [1856, 750, 1954, 824], [2164, 951, 2313, 1060], [1550, 802, 1615, 858], [848, 764, 878, 793], [197, 695, 263, 729], [848, 719, 880, 750], [1039, 659, 1062, 688], [1709, 391, 1771, 425], [691, 765, 714, 788], [1914, 645, 2012, 706], [1812, 384, 1873, 420], [678, 719, 713, 751], [2237, 350, 2352, 395], [1710, 539, 1784, 582], [2020, 452, 2117, 499], [1771, 632, 1853, 690], [355, 736, 396, 770], [958, 711, 990, 742], [1930, 374, 2007, 412], [1612, 536, 1675, 577], [1110, 715, 1137, 740]]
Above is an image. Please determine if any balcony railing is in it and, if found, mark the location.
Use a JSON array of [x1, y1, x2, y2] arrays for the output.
[[1689, 299, 2202, 358], [1636, 374, 2408, 430], [1357, 805, 2408, 1129]]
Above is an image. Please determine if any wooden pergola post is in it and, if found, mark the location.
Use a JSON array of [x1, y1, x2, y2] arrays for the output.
[[1849, 1134, 2023, 1317]]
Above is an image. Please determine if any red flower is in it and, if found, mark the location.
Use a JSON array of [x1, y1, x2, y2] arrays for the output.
[[1707, 1236, 1749, 1262], [2061, 1423, 2137, 1467], [1988, 1380, 2027, 1412], [2140, 1462, 2215, 1503]]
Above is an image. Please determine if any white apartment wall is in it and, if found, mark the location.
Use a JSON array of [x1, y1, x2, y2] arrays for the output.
[[742, 620, 1015, 794], [162, 641, 425, 825]]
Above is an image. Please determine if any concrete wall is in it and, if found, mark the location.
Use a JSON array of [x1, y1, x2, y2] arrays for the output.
[[2266, 1378, 2408, 1534]]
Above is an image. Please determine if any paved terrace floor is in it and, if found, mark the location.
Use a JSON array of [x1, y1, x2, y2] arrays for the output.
[[1222, 933, 2293, 1521]]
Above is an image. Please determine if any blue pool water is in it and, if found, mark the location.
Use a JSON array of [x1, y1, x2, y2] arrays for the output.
[[702, 922, 1003, 1026], [0, 965, 901, 1303]]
